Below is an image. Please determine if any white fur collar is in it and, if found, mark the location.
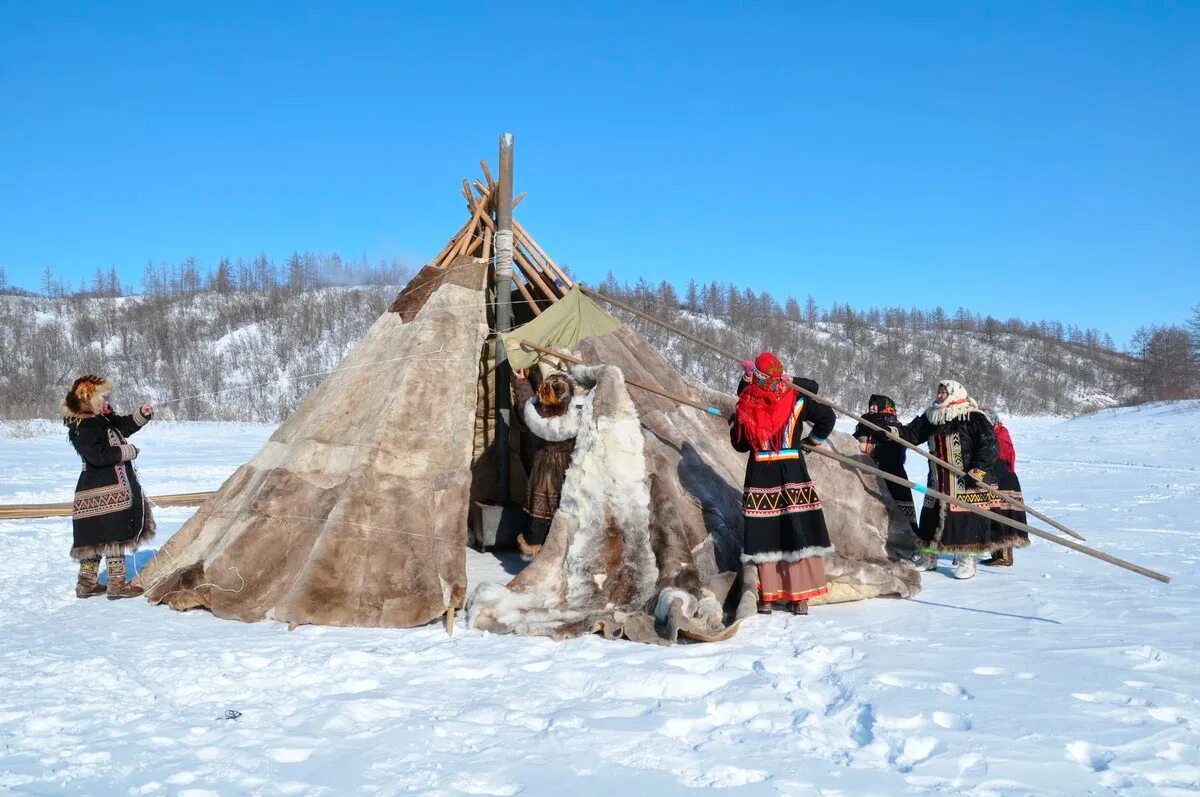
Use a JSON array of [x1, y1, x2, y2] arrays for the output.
[[522, 396, 585, 442]]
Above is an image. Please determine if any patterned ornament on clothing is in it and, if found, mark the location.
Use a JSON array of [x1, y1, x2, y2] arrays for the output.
[[743, 481, 821, 517]]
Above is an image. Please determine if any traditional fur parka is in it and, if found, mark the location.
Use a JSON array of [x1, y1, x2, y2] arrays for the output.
[[852, 393, 917, 532], [515, 371, 585, 546], [729, 373, 836, 565], [63, 376, 156, 560], [898, 381, 1026, 555]]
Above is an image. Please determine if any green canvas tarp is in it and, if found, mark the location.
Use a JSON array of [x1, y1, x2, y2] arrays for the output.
[[501, 287, 622, 369]]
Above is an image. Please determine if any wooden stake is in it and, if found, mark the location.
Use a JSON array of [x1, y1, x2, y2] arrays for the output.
[[480, 159, 495, 188], [578, 285, 1089, 543], [445, 606, 456, 636]]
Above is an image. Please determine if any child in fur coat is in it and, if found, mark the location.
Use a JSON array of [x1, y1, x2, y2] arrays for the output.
[[513, 368, 585, 559]]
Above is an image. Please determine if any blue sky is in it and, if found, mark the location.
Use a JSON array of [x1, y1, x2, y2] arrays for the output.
[[1, 2, 1196, 342]]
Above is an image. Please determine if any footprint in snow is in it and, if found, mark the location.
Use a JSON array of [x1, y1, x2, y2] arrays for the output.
[[1065, 740, 1114, 772], [268, 748, 313, 763], [972, 666, 1005, 676], [931, 711, 971, 731]]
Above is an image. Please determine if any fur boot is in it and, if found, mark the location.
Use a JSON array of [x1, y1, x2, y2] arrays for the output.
[[105, 555, 143, 600], [981, 547, 1014, 567], [952, 553, 977, 580], [914, 549, 938, 571], [516, 533, 542, 562], [75, 557, 106, 598], [789, 600, 809, 615]]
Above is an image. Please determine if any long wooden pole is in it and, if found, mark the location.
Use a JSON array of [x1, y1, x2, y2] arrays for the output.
[[513, 339, 1170, 585], [578, 285, 1089, 543], [0, 492, 213, 520], [494, 133, 516, 505], [802, 444, 1170, 584]]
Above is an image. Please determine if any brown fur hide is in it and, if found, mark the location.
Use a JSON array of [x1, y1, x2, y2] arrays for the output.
[[139, 257, 489, 627]]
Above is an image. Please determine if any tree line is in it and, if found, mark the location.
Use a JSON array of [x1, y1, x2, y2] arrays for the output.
[[0, 258, 1193, 421]]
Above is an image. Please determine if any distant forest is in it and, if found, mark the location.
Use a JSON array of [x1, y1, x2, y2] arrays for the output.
[[0, 257, 1195, 421]]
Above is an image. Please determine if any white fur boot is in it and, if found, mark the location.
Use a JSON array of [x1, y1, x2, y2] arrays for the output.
[[952, 554, 977, 580]]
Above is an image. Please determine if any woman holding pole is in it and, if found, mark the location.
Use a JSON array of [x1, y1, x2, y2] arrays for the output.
[[729, 352, 836, 615], [853, 394, 918, 535], [897, 380, 1027, 579]]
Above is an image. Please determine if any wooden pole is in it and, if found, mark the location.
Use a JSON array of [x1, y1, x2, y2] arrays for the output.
[[512, 339, 1170, 585], [578, 284, 1089, 543], [494, 133, 515, 505], [466, 192, 560, 303], [511, 270, 543, 316], [802, 444, 1170, 584], [514, 221, 573, 288], [0, 492, 213, 520]]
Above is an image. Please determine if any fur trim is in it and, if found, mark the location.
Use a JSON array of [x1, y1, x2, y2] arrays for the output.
[[522, 397, 583, 442], [740, 545, 834, 565], [63, 376, 113, 423], [925, 379, 979, 425], [932, 535, 1031, 555]]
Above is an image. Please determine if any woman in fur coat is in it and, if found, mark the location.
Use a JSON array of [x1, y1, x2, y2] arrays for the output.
[[896, 380, 1027, 579], [513, 368, 585, 559], [729, 352, 836, 615], [62, 375, 155, 599], [980, 409, 1027, 567], [853, 394, 918, 534]]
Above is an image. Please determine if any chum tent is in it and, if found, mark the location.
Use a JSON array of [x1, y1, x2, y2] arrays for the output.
[[139, 159, 920, 643]]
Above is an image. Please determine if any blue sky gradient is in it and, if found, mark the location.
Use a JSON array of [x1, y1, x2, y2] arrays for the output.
[[1, 1, 1196, 342]]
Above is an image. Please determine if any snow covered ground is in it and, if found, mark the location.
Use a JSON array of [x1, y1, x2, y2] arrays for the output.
[[1, 404, 1197, 795]]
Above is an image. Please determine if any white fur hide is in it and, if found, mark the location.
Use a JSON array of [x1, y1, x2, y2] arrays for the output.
[[468, 365, 657, 638]]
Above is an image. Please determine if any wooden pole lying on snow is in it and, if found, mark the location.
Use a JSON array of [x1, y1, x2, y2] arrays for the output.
[[578, 285, 1090, 544], [514, 339, 1171, 585], [0, 492, 213, 520]]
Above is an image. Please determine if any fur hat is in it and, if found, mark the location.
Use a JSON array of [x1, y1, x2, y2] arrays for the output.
[[63, 374, 113, 423], [536, 372, 575, 408]]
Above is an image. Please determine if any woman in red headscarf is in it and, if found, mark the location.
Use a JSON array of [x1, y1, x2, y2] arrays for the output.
[[729, 352, 836, 615]]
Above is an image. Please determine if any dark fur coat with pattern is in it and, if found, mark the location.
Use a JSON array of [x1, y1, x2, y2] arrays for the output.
[[65, 408, 155, 559]]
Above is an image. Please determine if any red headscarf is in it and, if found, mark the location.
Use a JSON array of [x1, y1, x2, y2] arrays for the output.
[[994, 421, 1017, 472], [734, 352, 797, 451]]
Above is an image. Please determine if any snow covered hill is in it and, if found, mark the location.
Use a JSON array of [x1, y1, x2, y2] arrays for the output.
[[0, 403, 1196, 794], [0, 284, 1132, 422]]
